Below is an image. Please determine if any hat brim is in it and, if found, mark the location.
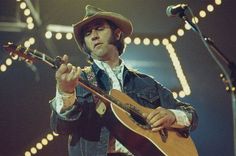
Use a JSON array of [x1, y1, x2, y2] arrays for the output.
[[73, 12, 133, 52]]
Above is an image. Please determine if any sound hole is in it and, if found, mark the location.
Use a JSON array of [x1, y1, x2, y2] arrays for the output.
[[129, 110, 151, 129]]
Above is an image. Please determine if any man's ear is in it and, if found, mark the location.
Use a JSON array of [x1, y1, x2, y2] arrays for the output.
[[114, 28, 122, 40]]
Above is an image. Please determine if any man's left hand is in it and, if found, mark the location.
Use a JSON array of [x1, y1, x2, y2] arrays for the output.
[[143, 107, 176, 132]]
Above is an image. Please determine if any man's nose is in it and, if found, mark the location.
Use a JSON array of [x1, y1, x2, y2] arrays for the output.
[[91, 29, 99, 41]]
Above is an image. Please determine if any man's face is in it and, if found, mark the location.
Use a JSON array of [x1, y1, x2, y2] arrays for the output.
[[83, 19, 117, 60]]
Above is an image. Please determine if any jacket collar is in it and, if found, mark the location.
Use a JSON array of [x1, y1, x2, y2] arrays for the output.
[[92, 62, 129, 73], [91, 62, 102, 75], [91, 61, 131, 80]]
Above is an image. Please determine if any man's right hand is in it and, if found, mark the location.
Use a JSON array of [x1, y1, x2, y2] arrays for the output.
[[55, 54, 82, 94]]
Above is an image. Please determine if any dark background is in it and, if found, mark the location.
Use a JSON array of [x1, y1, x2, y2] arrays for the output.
[[0, 0, 236, 156]]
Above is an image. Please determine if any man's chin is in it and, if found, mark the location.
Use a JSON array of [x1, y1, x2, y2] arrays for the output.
[[91, 50, 110, 60], [91, 51, 104, 59]]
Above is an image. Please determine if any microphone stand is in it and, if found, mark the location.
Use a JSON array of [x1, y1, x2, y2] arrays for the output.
[[179, 11, 236, 156]]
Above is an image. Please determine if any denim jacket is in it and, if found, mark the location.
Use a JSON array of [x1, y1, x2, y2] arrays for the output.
[[50, 63, 198, 156]]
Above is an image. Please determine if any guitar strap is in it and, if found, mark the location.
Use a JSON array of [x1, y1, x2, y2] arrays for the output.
[[83, 66, 133, 155], [83, 66, 107, 116]]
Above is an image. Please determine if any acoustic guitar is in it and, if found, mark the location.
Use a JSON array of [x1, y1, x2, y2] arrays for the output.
[[3, 42, 198, 156]]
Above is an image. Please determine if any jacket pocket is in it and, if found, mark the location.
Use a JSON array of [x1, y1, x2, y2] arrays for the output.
[[135, 87, 160, 107], [76, 87, 96, 113]]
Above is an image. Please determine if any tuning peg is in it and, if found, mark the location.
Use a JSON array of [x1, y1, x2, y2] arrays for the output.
[[18, 56, 26, 61], [12, 55, 19, 60], [9, 52, 18, 59], [10, 52, 15, 57], [16, 45, 22, 51], [24, 47, 30, 55], [25, 59, 33, 64]]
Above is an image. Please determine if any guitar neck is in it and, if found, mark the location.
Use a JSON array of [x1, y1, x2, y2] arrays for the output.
[[28, 48, 61, 69], [31, 48, 133, 110], [3, 43, 142, 117]]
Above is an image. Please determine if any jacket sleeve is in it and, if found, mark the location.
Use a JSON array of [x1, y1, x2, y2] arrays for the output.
[[49, 72, 93, 135], [50, 97, 84, 135], [156, 82, 198, 136]]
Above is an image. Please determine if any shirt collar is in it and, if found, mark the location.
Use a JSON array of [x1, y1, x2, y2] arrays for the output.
[[93, 59, 125, 74]]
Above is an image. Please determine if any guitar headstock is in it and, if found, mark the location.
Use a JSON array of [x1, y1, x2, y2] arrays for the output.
[[3, 42, 62, 69], [3, 42, 35, 64]]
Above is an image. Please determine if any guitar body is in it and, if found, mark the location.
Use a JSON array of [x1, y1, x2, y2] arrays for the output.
[[103, 89, 198, 156]]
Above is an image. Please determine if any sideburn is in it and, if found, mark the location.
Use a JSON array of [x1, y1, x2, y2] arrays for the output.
[[108, 32, 119, 47]]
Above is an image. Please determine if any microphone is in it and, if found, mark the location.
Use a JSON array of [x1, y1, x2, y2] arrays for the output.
[[166, 4, 188, 17]]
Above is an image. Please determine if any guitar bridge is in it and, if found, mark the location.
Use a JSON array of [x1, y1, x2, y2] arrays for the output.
[[159, 129, 168, 143]]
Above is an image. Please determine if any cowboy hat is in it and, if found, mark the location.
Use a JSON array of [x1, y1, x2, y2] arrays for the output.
[[73, 5, 133, 53]]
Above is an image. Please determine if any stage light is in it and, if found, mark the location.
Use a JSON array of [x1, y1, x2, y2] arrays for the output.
[[66, 33, 73, 40], [166, 44, 174, 52], [215, 0, 222, 5], [24, 151, 31, 156], [45, 31, 52, 39], [55, 33, 62, 40], [143, 38, 150, 45], [36, 143, 43, 150], [173, 57, 181, 70], [180, 77, 191, 95], [47, 24, 73, 33], [162, 38, 169, 46], [26, 17, 33, 23], [172, 92, 178, 99], [165, 43, 191, 96], [24, 41, 30, 48], [226, 86, 230, 91], [0, 64, 7, 72], [41, 138, 48, 145], [30, 147, 37, 154], [124, 37, 132, 44], [27, 23, 34, 30], [170, 35, 177, 42], [166, 43, 173, 49], [47, 134, 54, 141], [199, 10, 207, 18], [53, 131, 59, 136], [24, 9, 31, 16], [177, 29, 184, 36], [20, 2, 27, 9], [232, 87, 235, 92], [22, 131, 61, 155], [5, 58, 13, 66], [179, 90, 186, 98], [133, 37, 141, 45], [207, 4, 214, 12], [152, 38, 160, 46], [192, 17, 199, 24], [184, 87, 191, 95], [184, 23, 191, 30], [29, 37, 35, 44]]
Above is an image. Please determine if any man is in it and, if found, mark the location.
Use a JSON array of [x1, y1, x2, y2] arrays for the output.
[[50, 5, 198, 156]]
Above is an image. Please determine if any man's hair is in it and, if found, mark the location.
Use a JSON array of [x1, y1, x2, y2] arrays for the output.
[[81, 19, 126, 57], [107, 20, 126, 56]]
